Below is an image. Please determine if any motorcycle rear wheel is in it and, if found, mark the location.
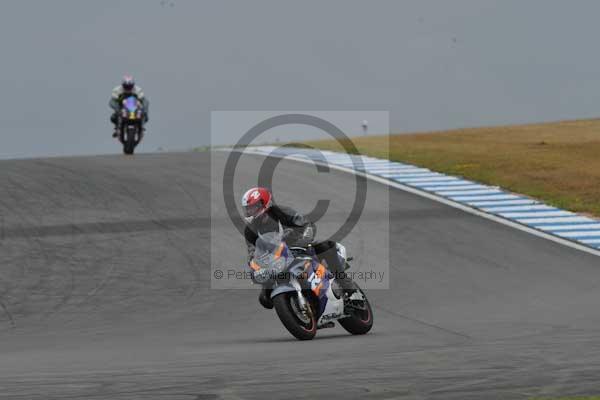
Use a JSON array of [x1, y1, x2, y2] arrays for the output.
[[339, 284, 373, 335]]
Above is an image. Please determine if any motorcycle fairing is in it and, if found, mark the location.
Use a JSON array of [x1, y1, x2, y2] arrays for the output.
[[124, 96, 138, 113], [316, 282, 345, 326], [305, 257, 332, 317]]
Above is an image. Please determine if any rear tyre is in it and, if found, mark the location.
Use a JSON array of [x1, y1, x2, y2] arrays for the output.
[[339, 284, 373, 335], [273, 292, 316, 340]]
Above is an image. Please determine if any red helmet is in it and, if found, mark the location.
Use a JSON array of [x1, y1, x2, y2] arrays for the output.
[[241, 187, 272, 224]]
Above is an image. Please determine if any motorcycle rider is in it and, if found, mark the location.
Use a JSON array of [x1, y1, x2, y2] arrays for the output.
[[109, 75, 149, 138], [242, 187, 353, 309]]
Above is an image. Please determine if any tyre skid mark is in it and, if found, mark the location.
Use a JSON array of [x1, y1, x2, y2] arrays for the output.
[[101, 169, 203, 300], [373, 303, 473, 340]]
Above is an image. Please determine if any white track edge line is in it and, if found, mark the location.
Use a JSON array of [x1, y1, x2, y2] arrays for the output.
[[229, 149, 600, 258]]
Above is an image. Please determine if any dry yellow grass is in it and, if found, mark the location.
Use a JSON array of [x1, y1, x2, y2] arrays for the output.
[[304, 119, 600, 217]]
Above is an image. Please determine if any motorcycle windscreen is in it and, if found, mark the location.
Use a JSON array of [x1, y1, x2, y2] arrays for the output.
[[124, 97, 138, 113], [253, 232, 289, 271]]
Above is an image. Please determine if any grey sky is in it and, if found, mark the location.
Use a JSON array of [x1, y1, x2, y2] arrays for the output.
[[1, 0, 599, 158], [211, 111, 390, 147]]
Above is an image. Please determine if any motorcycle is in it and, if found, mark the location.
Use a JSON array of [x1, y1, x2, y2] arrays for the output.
[[248, 224, 373, 340], [118, 95, 145, 155]]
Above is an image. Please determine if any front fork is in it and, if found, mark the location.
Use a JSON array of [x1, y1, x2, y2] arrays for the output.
[[290, 277, 307, 309], [118, 122, 144, 144]]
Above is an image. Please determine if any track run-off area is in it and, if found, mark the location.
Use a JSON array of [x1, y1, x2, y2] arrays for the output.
[[0, 151, 599, 399]]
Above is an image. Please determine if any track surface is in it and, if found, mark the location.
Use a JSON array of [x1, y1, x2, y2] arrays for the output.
[[0, 151, 599, 399]]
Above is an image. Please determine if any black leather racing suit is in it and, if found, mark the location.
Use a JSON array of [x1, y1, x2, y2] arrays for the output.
[[245, 204, 348, 309]]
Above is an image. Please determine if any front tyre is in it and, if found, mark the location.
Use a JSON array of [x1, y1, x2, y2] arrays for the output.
[[123, 125, 137, 155], [273, 292, 316, 340], [339, 284, 373, 335]]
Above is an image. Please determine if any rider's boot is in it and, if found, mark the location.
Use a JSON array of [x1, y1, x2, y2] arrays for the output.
[[258, 287, 273, 309], [110, 113, 119, 138], [316, 241, 356, 295]]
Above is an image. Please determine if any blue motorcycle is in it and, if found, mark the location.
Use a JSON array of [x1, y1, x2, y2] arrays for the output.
[[249, 225, 373, 340], [118, 95, 145, 155]]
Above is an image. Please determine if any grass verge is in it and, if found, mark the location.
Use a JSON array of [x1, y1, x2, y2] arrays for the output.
[[304, 119, 600, 218]]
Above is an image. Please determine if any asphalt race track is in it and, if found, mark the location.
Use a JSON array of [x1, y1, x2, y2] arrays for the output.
[[0, 151, 599, 399]]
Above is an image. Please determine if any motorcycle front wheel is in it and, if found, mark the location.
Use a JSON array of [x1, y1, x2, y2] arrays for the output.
[[123, 125, 137, 155], [273, 292, 316, 340]]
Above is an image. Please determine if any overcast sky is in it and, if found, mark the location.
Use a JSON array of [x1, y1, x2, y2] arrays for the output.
[[0, 0, 599, 158]]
